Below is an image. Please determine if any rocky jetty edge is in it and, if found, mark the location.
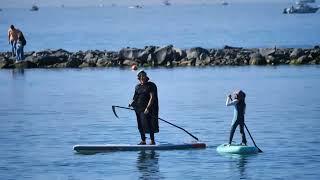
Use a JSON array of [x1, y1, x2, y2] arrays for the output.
[[1, 45, 320, 69]]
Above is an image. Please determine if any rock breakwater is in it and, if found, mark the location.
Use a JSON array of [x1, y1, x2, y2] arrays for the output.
[[1, 45, 320, 69]]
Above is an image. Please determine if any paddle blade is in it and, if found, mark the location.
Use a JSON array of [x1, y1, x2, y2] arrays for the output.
[[112, 106, 119, 118]]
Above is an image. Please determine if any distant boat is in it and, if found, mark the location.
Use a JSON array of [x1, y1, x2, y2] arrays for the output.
[[297, 0, 316, 3], [283, 0, 319, 14], [111, 4, 117, 7], [221, 1, 229, 6], [30, 5, 39, 11], [128, 5, 143, 9], [163, 0, 171, 6]]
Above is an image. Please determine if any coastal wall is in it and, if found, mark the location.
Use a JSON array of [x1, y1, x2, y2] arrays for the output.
[[1, 45, 320, 69]]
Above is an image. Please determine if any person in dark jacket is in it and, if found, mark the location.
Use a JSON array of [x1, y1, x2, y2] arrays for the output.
[[129, 70, 159, 145], [16, 32, 26, 62], [226, 90, 247, 146]]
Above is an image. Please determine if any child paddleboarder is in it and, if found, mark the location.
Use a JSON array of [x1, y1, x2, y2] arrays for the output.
[[226, 90, 247, 146]]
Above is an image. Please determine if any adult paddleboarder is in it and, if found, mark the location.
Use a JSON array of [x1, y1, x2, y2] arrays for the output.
[[129, 70, 159, 145]]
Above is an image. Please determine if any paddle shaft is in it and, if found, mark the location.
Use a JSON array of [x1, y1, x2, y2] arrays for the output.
[[244, 123, 263, 153], [112, 105, 199, 141]]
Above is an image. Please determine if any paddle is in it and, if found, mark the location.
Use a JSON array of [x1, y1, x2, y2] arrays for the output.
[[112, 105, 199, 141], [244, 123, 263, 153]]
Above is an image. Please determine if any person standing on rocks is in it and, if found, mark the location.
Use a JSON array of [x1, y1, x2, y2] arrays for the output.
[[15, 31, 27, 62], [226, 90, 247, 146], [129, 70, 159, 145], [8, 25, 21, 57]]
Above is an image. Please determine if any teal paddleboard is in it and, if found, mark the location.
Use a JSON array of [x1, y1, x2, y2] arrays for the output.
[[216, 143, 259, 154]]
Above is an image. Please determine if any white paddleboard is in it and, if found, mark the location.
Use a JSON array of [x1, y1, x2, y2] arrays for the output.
[[74, 142, 206, 154]]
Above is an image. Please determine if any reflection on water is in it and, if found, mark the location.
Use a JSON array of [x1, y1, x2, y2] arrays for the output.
[[0, 66, 320, 179], [136, 151, 162, 180], [11, 68, 25, 79], [234, 155, 247, 178], [218, 153, 256, 178]]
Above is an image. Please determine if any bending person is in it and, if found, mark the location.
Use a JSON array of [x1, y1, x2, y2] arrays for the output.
[[16, 31, 26, 62], [129, 70, 159, 145], [226, 90, 247, 146]]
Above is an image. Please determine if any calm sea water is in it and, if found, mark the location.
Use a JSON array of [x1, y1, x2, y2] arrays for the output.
[[0, 66, 320, 179], [1, 2, 320, 52], [1, 2, 320, 179]]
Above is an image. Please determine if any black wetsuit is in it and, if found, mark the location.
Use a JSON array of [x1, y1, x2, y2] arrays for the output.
[[132, 81, 159, 141], [228, 99, 247, 145]]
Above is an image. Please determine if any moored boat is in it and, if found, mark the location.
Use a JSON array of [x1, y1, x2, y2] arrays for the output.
[[128, 5, 143, 9], [163, 0, 171, 6], [221, 1, 229, 6], [30, 5, 39, 11], [283, 0, 319, 14]]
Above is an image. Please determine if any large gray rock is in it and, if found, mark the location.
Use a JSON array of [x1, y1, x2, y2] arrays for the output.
[[136, 50, 150, 64], [259, 48, 276, 57], [154, 45, 174, 65], [24, 55, 37, 62], [172, 47, 186, 61], [290, 55, 309, 64], [83, 52, 98, 64], [27, 49, 70, 66], [73, 51, 85, 60], [196, 53, 211, 66], [214, 49, 225, 58], [51, 49, 70, 58], [266, 55, 280, 65], [179, 58, 192, 66], [66, 56, 83, 68], [236, 52, 250, 65], [310, 48, 320, 59], [119, 48, 144, 61], [24, 51, 35, 57], [96, 58, 111, 67], [250, 53, 266, 65], [187, 47, 209, 60], [14, 61, 37, 68], [290, 48, 304, 59], [223, 49, 238, 60], [0, 56, 12, 68], [34, 49, 52, 56], [297, 55, 309, 64], [118, 48, 152, 65], [35, 55, 67, 67]]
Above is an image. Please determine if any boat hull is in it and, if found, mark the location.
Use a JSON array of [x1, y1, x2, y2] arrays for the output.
[[283, 7, 319, 14]]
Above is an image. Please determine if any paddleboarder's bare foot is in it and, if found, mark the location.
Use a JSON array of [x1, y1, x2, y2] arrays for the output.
[[150, 141, 156, 145], [138, 141, 146, 145], [224, 143, 231, 147], [240, 142, 247, 146]]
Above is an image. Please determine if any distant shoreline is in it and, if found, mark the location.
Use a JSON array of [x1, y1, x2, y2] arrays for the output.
[[0, 1, 290, 9], [1, 45, 319, 69]]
